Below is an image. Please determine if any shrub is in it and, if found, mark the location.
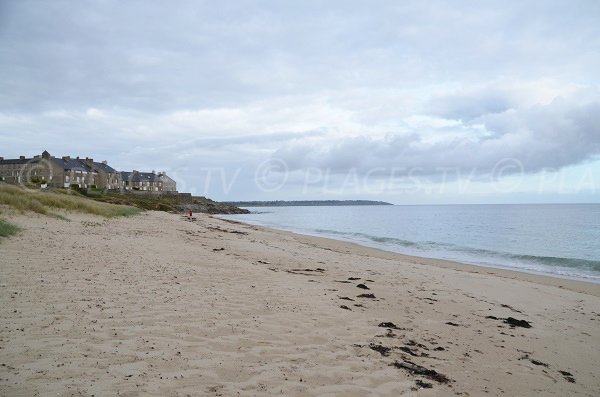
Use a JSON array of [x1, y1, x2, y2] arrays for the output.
[[0, 219, 20, 238]]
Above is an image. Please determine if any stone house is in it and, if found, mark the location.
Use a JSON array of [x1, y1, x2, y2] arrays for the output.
[[120, 170, 176, 192], [158, 172, 177, 192], [120, 171, 156, 191], [0, 150, 66, 187], [51, 155, 97, 188], [82, 158, 122, 190], [0, 155, 34, 185]]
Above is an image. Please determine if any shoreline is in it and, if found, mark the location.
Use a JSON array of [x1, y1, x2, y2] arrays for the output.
[[219, 217, 600, 297], [1, 210, 599, 396]]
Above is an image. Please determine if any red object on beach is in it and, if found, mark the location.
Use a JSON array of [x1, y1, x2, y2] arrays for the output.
[[188, 209, 193, 218]]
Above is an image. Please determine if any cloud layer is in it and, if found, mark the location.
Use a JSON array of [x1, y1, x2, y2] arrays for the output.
[[273, 88, 600, 175]]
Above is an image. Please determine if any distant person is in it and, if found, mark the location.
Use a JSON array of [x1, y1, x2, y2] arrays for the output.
[[188, 209, 192, 220]]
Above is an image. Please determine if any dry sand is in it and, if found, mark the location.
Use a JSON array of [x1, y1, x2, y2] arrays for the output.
[[0, 210, 599, 396]]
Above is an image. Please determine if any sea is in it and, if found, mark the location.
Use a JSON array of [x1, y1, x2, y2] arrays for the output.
[[220, 204, 600, 284]]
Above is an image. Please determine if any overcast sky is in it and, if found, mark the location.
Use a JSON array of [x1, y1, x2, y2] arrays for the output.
[[1, 0, 599, 203]]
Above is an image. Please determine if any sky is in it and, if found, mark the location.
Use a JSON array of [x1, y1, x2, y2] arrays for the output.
[[1, 0, 599, 203]]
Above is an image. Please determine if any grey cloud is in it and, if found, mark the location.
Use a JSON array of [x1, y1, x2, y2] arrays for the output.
[[189, 130, 325, 150], [427, 89, 516, 121], [274, 96, 600, 177], [2, 1, 599, 113]]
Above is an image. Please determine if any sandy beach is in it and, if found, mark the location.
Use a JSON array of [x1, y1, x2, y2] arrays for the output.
[[1, 210, 599, 396]]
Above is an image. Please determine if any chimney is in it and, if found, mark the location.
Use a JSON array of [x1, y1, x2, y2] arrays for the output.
[[102, 160, 107, 165], [151, 170, 155, 174], [76, 156, 80, 160], [62, 156, 70, 161], [19, 155, 25, 160]]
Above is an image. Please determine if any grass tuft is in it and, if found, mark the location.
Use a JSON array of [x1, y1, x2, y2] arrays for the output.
[[0, 184, 142, 218], [0, 219, 20, 237]]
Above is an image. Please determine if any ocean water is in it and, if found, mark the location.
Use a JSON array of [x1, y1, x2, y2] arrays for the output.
[[221, 204, 600, 283]]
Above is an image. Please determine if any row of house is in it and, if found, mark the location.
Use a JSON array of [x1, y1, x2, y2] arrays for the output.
[[121, 170, 177, 192], [0, 151, 176, 192]]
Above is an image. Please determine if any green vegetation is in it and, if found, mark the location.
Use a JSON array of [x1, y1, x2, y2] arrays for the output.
[[86, 192, 248, 214], [92, 192, 180, 212], [92, 192, 248, 214], [1, 183, 247, 218], [190, 196, 250, 214], [0, 184, 141, 218], [29, 176, 47, 184], [0, 219, 20, 237]]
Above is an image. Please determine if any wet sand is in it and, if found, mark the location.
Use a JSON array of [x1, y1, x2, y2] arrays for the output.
[[1, 210, 599, 396]]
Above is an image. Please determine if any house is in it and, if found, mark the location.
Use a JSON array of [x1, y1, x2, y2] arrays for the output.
[[120, 170, 162, 191], [120, 170, 177, 192], [0, 155, 35, 185], [1, 151, 114, 189], [158, 172, 177, 192], [50, 155, 97, 188], [83, 158, 122, 190], [0, 150, 67, 187]]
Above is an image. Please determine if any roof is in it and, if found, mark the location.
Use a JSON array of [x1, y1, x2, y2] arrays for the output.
[[0, 158, 32, 165], [93, 161, 117, 173], [1, 155, 118, 174], [50, 158, 93, 172], [120, 171, 161, 183], [158, 173, 175, 182]]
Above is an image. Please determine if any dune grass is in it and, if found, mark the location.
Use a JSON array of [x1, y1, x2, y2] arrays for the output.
[[0, 184, 141, 218], [0, 219, 20, 237], [92, 191, 180, 212]]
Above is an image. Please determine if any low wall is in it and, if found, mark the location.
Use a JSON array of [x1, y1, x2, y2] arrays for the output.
[[108, 189, 178, 196]]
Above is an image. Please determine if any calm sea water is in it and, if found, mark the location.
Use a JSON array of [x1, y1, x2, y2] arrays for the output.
[[221, 204, 600, 283]]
